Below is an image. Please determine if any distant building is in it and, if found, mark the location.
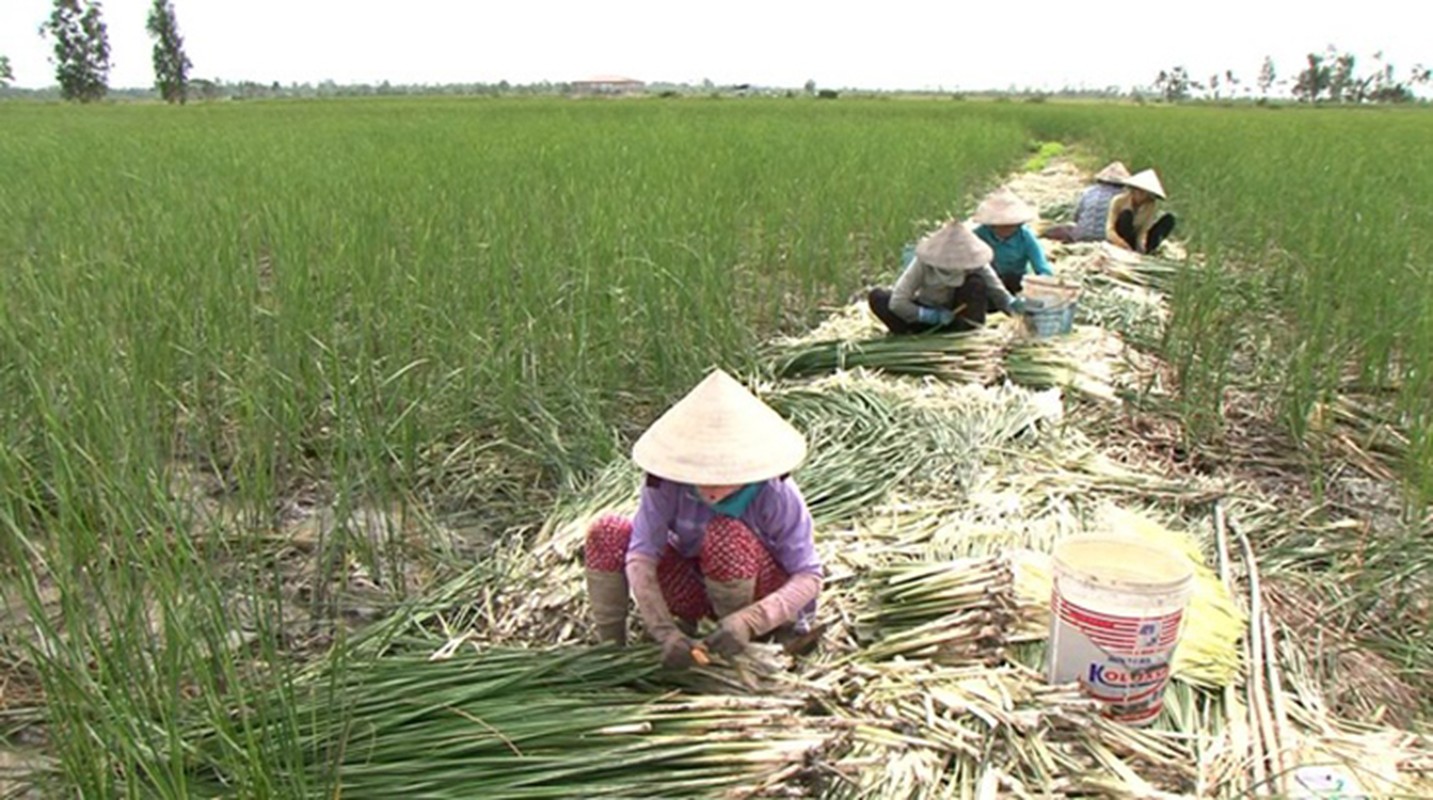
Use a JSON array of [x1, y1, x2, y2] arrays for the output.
[[571, 75, 645, 95]]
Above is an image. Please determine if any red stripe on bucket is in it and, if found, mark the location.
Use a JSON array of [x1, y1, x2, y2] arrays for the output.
[[1054, 595, 1184, 653]]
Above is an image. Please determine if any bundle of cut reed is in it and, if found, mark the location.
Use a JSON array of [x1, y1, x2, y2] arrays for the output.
[[1003, 327, 1131, 404], [1072, 273, 1169, 345], [767, 329, 1007, 385], [856, 557, 1014, 664], [989, 447, 1220, 506], [1089, 245, 1184, 292], [769, 385, 932, 526], [189, 643, 843, 799]]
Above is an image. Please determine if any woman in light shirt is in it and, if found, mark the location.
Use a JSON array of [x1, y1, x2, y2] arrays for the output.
[[1107, 169, 1177, 254], [868, 219, 1024, 334]]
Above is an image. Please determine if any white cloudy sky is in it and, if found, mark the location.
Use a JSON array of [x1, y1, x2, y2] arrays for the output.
[[2, 1, 1428, 93]]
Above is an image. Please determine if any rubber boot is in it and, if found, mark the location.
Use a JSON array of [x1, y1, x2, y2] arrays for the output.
[[585, 569, 629, 646], [703, 577, 756, 622]]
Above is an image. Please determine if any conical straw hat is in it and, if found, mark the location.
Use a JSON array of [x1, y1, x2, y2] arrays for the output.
[[914, 220, 994, 271], [971, 187, 1037, 225], [1122, 169, 1166, 199], [632, 369, 807, 485], [1093, 161, 1130, 184]]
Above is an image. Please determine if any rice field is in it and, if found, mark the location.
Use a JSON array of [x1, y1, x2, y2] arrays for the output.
[[2, 96, 1432, 796]]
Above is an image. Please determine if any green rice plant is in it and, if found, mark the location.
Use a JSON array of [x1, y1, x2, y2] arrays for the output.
[[0, 98, 1034, 793]]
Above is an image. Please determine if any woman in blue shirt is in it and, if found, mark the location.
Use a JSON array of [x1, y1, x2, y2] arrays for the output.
[[972, 186, 1052, 295]]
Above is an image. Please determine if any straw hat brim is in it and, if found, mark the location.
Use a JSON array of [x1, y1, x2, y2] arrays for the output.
[[632, 369, 807, 485], [1093, 161, 1130, 184], [1122, 169, 1167, 199], [971, 189, 1037, 225], [914, 221, 994, 271]]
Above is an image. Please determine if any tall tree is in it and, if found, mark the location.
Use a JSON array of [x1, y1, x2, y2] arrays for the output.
[[1328, 51, 1357, 102], [42, 0, 110, 102], [146, 0, 191, 103], [1257, 57, 1276, 99], [0, 55, 14, 86], [1154, 66, 1193, 102], [1292, 52, 1330, 102]]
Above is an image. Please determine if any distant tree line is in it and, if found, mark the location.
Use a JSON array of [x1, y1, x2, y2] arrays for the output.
[[1154, 47, 1430, 104], [10, 16, 1431, 107]]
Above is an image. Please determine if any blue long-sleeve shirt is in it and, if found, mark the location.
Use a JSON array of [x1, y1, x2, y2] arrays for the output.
[[974, 224, 1052, 279]]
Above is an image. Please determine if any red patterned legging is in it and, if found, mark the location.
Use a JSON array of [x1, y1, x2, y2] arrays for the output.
[[585, 514, 789, 623]]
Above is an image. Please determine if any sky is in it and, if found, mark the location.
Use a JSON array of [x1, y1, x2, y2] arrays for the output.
[[2, 1, 1429, 94]]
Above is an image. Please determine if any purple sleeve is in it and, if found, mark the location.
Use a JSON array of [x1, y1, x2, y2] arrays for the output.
[[626, 479, 677, 562], [753, 478, 822, 577]]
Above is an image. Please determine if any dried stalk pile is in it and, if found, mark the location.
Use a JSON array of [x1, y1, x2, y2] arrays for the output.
[[820, 662, 1208, 799], [324, 375, 1431, 797]]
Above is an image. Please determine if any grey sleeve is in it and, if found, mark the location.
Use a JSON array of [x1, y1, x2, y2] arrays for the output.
[[888, 257, 925, 323], [973, 264, 1015, 313]]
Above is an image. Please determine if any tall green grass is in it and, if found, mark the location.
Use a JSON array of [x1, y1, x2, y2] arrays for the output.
[[1011, 103, 1433, 503], [0, 97, 1031, 794], [4, 96, 1431, 795]]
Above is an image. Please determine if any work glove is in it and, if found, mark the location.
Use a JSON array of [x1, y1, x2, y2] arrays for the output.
[[628, 556, 702, 669], [1009, 297, 1028, 314], [704, 615, 754, 659], [916, 306, 956, 326], [659, 631, 702, 669]]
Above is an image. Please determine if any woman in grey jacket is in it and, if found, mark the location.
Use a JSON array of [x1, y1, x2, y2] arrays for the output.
[[868, 220, 1025, 334]]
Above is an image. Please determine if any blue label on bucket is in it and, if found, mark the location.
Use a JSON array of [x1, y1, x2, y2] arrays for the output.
[[1088, 661, 1171, 692]]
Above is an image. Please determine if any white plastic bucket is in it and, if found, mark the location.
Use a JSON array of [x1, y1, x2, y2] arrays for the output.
[[1047, 535, 1194, 726]]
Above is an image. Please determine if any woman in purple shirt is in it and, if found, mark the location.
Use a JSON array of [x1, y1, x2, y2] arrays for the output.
[[584, 369, 823, 668]]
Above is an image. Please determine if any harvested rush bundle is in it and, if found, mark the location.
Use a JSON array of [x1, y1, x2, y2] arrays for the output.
[[768, 329, 1007, 384], [857, 556, 1014, 663], [189, 643, 841, 799]]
